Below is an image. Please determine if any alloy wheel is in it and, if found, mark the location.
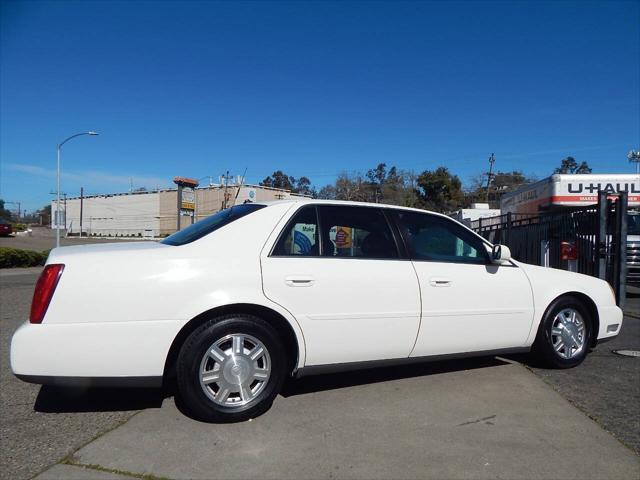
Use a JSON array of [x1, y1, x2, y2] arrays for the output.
[[199, 333, 271, 407], [550, 308, 587, 360]]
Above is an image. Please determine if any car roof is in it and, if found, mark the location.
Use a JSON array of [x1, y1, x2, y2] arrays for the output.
[[254, 198, 452, 220]]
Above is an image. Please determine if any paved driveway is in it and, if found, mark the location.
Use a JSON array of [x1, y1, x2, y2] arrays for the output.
[[36, 360, 639, 480], [1, 268, 639, 480]]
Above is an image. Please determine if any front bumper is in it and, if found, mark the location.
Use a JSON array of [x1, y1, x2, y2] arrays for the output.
[[595, 305, 624, 342]]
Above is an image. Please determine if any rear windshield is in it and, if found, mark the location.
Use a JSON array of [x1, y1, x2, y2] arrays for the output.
[[161, 204, 266, 246]]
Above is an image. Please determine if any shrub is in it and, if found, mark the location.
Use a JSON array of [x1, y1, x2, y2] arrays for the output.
[[0, 247, 49, 268], [11, 223, 27, 232]]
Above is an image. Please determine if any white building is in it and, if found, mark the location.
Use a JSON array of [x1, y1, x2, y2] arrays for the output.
[[450, 203, 501, 227], [52, 183, 305, 237]]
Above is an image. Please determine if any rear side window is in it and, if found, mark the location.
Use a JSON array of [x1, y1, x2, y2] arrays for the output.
[[272, 206, 319, 256], [318, 206, 398, 259], [396, 211, 488, 264], [161, 204, 266, 246]]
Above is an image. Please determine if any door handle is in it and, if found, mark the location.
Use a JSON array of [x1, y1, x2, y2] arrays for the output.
[[285, 276, 315, 287], [429, 277, 452, 287]]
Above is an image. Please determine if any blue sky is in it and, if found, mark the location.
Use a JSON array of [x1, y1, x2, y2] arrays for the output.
[[1, 0, 639, 212]]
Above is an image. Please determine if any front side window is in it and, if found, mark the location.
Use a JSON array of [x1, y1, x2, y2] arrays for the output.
[[161, 204, 266, 246], [396, 211, 488, 264], [318, 206, 398, 259], [272, 206, 319, 256]]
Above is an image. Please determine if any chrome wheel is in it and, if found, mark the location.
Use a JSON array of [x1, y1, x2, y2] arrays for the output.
[[199, 333, 271, 407], [550, 308, 587, 360]]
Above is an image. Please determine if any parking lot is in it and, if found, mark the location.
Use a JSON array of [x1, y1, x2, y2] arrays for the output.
[[1, 267, 639, 480]]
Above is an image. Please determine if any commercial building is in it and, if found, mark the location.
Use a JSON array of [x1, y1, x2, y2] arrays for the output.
[[52, 181, 305, 237]]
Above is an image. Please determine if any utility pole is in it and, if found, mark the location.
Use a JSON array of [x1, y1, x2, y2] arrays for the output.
[[5, 201, 21, 220], [79, 187, 84, 238], [485, 153, 496, 203], [63, 193, 68, 234], [222, 170, 231, 209], [629, 150, 640, 175]]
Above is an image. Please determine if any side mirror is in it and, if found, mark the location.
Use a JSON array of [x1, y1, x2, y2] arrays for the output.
[[492, 244, 512, 263]]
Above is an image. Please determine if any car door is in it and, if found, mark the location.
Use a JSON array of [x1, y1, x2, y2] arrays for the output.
[[392, 210, 534, 357], [261, 204, 421, 366]]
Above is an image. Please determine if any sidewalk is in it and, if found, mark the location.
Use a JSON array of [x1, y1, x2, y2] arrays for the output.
[[34, 361, 639, 480]]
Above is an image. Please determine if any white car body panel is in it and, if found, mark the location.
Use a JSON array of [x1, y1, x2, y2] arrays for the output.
[[261, 256, 421, 365], [10, 199, 623, 385], [410, 262, 534, 356], [515, 261, 622, 343]]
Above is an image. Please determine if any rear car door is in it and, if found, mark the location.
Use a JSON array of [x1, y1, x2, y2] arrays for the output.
[[392, 210, 534, 357], [261, 204, 421, 366]]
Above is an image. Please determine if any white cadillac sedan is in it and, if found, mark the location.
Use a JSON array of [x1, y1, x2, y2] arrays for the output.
[[11, 200, 622, 422]]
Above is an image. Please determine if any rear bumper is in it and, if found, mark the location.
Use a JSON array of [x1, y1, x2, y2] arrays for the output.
[[14, 374, 162, 388], [596, 305, 623, 342], [10, 319, 184, 385]]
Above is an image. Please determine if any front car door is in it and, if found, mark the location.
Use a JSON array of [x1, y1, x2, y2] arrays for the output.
[[391, 210, 534, 357], [261, 204, 421, 366]]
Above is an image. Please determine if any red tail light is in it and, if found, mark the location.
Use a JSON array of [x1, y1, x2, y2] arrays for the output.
[[30, 264, 64, 324]]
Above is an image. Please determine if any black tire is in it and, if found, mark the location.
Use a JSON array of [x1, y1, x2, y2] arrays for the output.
[[176, 314, 286, 422], [531, 296, 592, 369]]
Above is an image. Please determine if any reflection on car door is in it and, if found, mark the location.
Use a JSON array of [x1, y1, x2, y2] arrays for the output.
[[261, 205, 421, 366], [393, 211, 534, 357]]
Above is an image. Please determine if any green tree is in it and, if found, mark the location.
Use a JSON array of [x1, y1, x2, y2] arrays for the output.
[[260, 171, 317, 195], [416, 167, 464, 212], [260, 170, 296, 191], [294, 176, 315, 196], [554, 156, 592, 174], [465, 170, 535, 208], [0, 199, 13, 220]]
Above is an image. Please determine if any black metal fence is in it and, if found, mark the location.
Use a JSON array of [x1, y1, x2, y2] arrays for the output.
[[471, 191, 628, 307]]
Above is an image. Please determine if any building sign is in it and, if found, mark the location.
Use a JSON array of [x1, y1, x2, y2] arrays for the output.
[[173, 176, 200, 229], [181, 186, 195, 211]]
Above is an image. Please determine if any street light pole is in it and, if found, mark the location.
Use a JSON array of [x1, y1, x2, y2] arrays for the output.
[[55, 131, 99, 248]]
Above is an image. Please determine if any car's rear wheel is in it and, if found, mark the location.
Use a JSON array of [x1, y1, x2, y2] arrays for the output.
[[532, 296, 592, 368], [176, 314, 286, 422]]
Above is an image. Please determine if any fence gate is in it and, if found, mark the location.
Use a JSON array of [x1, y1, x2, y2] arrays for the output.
[[472, 191, 628, 307]]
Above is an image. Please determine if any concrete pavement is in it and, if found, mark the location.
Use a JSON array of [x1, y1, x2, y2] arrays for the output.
[[2, 267, 638, 480], [36, 361, 639, 480]]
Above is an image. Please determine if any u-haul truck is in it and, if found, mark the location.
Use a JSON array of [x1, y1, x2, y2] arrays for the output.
[[501, 174, 640, 284], [500, 174, 639, 214]]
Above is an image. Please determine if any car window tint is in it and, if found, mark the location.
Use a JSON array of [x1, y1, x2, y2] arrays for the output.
[[396, 211, 488, 264], [161, 204, 266, 246], [272, 206, 319, 256], [318, 206, 398, 259]]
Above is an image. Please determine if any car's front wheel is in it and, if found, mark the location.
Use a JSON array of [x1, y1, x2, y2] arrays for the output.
[[176, 314, 286, 422], [532, 296, 592, 368]]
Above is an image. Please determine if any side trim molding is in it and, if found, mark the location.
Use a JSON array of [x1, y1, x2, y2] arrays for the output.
[[295, 347, 531, 378]]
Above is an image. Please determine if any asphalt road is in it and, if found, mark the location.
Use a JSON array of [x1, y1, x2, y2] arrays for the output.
[[526, 293, 640, 455], [0, 268, 160, 480], [1, 269, 638, 479]]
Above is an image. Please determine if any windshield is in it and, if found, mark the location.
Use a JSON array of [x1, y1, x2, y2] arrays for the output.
[[161, 204, 266, 246], [628, 213, 640, 236]]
